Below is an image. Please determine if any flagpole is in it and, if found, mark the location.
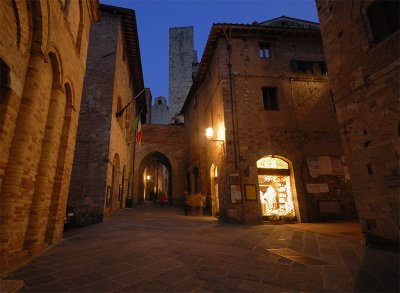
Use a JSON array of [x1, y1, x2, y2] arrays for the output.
[[116, 88, 145, 118]]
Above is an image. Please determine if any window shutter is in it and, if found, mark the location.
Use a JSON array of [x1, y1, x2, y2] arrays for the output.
[[367, 1, 399, 44], [290, 59, 299, 72]]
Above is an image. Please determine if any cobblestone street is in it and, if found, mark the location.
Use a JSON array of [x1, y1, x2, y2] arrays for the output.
[[5, 203, 399, 292]]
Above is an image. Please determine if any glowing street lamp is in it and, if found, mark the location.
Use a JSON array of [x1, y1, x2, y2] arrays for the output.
[[205, 127, 214, 139], [205, 127, 225, 153]]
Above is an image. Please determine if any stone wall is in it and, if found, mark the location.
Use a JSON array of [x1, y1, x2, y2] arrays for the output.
[[68, 7, 141, 225], [316, 0, 399, 245], [0, 0, 99, 275], [169, 27, 196, 122]]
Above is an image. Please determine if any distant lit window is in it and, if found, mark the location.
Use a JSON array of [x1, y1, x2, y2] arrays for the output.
[[259, 44, 271, 58], [367, 0, 399, 44], [262, 87, 279, 111]]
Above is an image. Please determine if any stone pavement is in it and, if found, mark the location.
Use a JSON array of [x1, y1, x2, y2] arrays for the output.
[[4, 203, 399, 292]]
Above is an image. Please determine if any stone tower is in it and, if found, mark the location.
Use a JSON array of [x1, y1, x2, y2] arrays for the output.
[[151, 96, 169, 125], [169, 27, 197, 123]]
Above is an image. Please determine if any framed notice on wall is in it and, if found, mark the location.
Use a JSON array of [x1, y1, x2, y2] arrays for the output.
[[245, 184, 257, 201], [230, 184, 242, 203]]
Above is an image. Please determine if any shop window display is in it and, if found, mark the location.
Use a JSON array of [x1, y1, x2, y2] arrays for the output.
[[257, 156, 296, 220]]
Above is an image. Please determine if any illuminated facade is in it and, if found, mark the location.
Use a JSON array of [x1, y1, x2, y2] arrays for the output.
[[181, 17, 357, 224]]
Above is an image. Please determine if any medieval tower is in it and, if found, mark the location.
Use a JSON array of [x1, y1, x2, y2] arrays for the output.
[[168, 27, 197, 123]]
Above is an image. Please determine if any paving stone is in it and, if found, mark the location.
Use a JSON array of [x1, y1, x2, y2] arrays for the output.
[[4, 205, 398, 293], [58, 272, 106, 289], [20, 281, 69, 292], [75, 279, 122, 292], [22, 274, 57, 288]]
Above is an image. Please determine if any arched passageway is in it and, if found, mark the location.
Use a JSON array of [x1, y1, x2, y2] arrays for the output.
[[138, 152, 172, 204], [257, 155, 299, 221]]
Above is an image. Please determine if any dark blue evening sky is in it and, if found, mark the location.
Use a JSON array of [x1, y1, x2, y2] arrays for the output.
[[100, 0, 319, 102]]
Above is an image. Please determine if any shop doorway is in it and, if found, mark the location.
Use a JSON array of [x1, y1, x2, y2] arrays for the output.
[[210, 164, 219, 217], [257, 156, 297, 221]]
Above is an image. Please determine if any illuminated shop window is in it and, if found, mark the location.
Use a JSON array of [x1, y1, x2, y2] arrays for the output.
[[257, 156, 296, 220]]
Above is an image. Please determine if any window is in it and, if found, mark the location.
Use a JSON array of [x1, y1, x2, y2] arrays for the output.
[[290, 59, 314, 74], [259, 43, 271, 58], [319, 61, 328, 75], [262, 87, 279, 111], [367, 0, 399, 44]]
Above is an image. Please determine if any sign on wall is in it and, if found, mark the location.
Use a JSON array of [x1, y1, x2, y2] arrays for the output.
[[230, 184, 242, 203], [306, 183, 329, 194]]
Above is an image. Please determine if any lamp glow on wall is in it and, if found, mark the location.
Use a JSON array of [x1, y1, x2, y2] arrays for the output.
[[205, 127, 225, 152]]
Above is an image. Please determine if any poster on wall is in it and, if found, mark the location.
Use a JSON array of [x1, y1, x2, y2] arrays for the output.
[[245, 184, 257, 201], [307, 157, 321, 178], [331, 158, 344, 175], [319, 156, 333, 175], [230, 184, 242, 203], [306, 183, 329, 193]]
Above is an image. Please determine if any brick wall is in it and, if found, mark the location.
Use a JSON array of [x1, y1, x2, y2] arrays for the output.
[[316, 0, 399, 245], [68, 8, 140, 225], [183, 24, 356, 224], [0, 0, 98, 275], [133, 124, 186, 205]]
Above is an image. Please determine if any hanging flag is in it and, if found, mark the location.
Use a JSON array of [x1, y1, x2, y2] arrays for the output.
[[136, 119, 142, 146], [131, 110, 142, 130]]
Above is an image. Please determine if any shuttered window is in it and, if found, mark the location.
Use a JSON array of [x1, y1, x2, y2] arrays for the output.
[[262, 87, 279, 111], [367, 0, 399, 44]]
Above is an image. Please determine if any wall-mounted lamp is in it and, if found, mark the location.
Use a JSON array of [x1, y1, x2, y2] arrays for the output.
[[146, 175, 151, 180], [205, 127, 214, 139], [205, 127, 225, 151]]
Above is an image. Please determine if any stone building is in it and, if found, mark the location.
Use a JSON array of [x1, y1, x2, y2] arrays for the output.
[[169, 27, 197, 123], [316, 0, 399, 246], [0, 0, 99, 274], [181, 17, 356, 224], [68, 4, 145, 225], [151, 96, 170, 125]]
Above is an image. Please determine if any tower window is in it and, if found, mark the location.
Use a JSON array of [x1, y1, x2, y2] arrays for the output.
[[259, 44, 271, 58], [367, 0, 399, 44], [262, 87, 279, 111]]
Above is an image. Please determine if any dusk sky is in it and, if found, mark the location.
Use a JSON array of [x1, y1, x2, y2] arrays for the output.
[[101, 0, 319, 103]]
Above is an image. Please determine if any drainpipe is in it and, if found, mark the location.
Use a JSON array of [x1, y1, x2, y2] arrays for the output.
[[224, 29, 245, 224]]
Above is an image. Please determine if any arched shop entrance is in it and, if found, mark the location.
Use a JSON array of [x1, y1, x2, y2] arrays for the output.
[[209, 164, 219, 217], [257, 155, 298, 221], [138, 152, 172, 204]]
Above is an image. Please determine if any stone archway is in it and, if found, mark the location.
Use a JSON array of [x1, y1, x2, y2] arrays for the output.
[[138, 152, 172, 204]]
